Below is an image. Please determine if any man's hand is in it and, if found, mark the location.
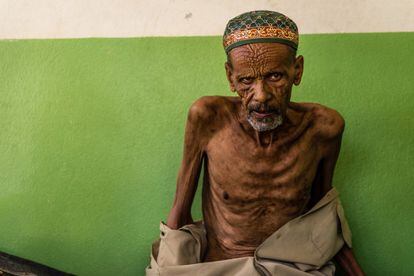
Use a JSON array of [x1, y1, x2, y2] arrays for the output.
[[335, 245, 365, 276]]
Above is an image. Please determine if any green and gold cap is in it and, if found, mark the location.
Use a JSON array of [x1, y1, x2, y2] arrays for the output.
[[223, 10, 299, 54]]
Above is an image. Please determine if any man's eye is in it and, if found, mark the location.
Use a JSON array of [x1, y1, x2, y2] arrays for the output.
[[268, 73, 282, 81], [239, 77, 253, 84]]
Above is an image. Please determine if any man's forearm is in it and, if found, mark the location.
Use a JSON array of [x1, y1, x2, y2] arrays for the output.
[[334, 245, 364, 276], [166, 203, 194, 229]]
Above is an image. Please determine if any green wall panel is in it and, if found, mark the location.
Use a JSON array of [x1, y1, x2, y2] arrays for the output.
[[0, 33, 413, 275]]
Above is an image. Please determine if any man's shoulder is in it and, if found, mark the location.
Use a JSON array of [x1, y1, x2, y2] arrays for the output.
[[294, 102, 345, 139], [188, 96, 236, 123]]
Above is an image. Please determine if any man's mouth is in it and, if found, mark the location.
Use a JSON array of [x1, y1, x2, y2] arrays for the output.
[[251, 111, 276, 119]]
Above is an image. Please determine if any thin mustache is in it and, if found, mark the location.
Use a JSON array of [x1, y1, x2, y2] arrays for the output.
[[248, 104, 280, 114]]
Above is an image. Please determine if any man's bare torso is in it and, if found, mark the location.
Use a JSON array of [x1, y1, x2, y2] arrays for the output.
[[192, 96, 344, 261]]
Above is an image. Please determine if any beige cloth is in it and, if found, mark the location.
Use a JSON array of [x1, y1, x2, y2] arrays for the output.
[[146, 188, 352, 276]]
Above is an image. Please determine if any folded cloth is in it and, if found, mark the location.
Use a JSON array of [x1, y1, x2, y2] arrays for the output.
[[146, 188, 352, 276]]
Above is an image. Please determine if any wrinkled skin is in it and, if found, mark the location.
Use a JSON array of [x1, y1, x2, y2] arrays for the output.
[[167, 43, 364, 275]]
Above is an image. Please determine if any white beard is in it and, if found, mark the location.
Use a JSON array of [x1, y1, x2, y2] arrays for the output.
[[247, 113, 283, 132]]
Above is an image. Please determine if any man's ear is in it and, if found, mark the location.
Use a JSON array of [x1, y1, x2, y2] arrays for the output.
[[225, 62, 236, 92], [293, 55, 304, 86]]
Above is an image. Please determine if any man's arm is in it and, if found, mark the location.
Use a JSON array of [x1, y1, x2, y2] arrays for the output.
[[166, 98, 213, 229], [323, 134, 364, 275], [312, 108, 365, 276]]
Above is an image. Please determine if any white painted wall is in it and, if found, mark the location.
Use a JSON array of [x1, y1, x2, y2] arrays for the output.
[[1, 0, 413, 39]]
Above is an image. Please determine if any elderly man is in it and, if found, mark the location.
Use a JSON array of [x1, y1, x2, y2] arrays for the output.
[[147, 11, 364, 276]]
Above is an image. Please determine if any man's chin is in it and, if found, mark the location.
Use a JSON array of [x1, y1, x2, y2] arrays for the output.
[[247, 114, 283, 132]]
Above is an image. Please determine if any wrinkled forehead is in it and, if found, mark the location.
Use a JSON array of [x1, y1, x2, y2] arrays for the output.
[[228, 43, 295, 69]]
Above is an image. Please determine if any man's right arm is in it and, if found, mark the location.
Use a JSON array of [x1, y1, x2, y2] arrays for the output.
[[166, 98, 213, 229]]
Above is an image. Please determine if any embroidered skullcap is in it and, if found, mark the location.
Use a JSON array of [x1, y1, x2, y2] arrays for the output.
[[223, 10, 299, 54]]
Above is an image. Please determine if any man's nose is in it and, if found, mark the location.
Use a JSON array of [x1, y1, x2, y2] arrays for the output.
[[253, 80, 272, 103]]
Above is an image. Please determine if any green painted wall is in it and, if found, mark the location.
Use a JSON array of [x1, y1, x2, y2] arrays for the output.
[[0, 33, 413, 275]]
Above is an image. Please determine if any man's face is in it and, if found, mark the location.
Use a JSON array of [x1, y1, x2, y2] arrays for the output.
[[225, 43, 304, 132]]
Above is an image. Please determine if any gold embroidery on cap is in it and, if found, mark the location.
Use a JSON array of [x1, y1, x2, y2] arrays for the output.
[[223, 26, 298, 48]]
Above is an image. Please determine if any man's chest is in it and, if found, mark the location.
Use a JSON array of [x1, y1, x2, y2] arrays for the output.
[[204, 125, 322, 203]]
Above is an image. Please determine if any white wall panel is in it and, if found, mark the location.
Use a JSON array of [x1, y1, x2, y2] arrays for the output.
[[0, 0, 413, 38]]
